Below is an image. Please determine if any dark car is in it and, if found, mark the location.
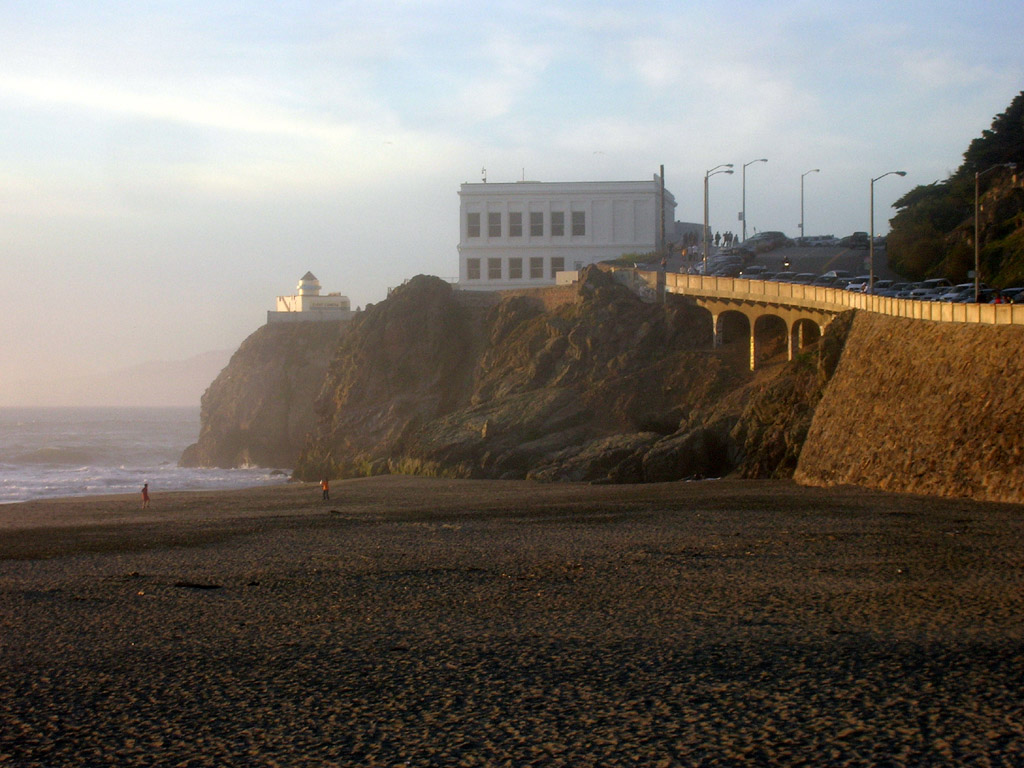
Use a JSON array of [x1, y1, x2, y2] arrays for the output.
[[839, 232, 870, 249], [738, 265, 770, 279], [744, 231, 792, 253]]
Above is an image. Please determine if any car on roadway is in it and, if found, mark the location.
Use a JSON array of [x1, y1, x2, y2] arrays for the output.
[[744, 231, 793, 253], [738, 265, 770, 279], [844, 275, 872, 291], [937, 283, 978, 302], [839, 232, 870, 249], [920, 278, 953, 293]]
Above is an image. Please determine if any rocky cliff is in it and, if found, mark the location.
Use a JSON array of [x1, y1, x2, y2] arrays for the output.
[[183, 268, 1024, 503], [289, 269, 841, 484], [180, 321, 345, 469]]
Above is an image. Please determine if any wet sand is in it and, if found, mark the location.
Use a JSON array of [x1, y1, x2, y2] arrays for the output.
[[2, 476, 1023, 766]]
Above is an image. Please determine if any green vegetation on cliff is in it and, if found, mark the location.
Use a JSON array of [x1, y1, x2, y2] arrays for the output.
[[888, 90, 1024, 284]]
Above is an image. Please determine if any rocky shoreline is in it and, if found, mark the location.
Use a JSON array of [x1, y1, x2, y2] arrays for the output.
[[2, 477, 1023, 765]]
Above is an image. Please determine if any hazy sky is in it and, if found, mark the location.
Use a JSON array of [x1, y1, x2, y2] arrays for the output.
[[2, 0, 1022, 405]]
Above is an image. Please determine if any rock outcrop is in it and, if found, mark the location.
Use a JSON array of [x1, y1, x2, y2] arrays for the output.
[[290, 269, 829, 483], [180, 321, 345, 469], [184, 266, 1024, 503]]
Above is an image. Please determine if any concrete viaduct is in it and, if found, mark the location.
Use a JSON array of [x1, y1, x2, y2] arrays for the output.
[[605, 267, 1024, 371]]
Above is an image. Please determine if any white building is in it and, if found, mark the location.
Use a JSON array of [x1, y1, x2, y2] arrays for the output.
[[457, 176, 676, 290], [267, 272, 352, 324]]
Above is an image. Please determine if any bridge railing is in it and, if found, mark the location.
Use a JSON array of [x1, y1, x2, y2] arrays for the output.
[[627, 269, 1024, 327]]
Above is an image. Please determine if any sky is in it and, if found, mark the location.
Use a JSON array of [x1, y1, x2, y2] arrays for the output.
[[1, 0, 1022, 405]]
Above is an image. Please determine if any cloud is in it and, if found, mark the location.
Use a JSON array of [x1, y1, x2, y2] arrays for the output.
[[448, 33, 555, 121]]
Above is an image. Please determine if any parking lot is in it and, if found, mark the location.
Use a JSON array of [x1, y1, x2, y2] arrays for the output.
[[667, 244, 899, 282]]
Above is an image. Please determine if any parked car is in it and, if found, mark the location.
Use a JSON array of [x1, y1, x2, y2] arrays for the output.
[[937, 283, 978, 302], [796, 235, 837, 247], [770, 271, 798, 282], [791, 273, 818, 285], [920, 278, 953, 292], [1000, 287, 1024, 303], [738, 265, 770, 278], [840, 232, 870, 249], [745, 231, 792, 252], [845, 275, 872, 291], [822, 269, 852, 279], [810, 235, 840, 247]]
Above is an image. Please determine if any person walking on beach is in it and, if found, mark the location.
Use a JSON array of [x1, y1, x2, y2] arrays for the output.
[[141, 482, 150, 509], [320, 478, 330, 501]]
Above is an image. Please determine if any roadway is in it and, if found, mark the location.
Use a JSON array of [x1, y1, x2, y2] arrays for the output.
[[656, 245, 900, 281]]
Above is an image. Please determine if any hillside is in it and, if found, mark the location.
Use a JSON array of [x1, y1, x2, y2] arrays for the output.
[[291, 270, 848, 484], [183, 268, 1024, 503], [183, 269, 841, 485], [888, 90, 1024, 285]]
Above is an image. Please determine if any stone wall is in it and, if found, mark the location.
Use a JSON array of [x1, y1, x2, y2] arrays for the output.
[[795, 312, 1024, 503]]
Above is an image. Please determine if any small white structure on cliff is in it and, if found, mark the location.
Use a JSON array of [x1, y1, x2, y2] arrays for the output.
[[267, 272, 352, 324], [457, 175, 677, 290]]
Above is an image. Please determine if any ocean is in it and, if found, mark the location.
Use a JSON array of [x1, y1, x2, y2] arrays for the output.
[[0, 407, 290, 505]]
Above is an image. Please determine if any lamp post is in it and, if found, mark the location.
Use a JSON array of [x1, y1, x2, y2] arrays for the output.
[[704, 164, 734, 272], [800, 169, 820, 241], [975, 163, 1016, 301], [741, 158, 767, 242], [869, 170, 907, 294]]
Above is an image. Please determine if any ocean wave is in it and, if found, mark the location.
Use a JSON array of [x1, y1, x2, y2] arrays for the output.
[[12, 447, 100, 465]]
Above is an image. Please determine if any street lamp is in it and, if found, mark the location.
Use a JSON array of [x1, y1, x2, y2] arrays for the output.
[[741, 158, 767, 242], [975, 163, 1016, 301], [869, 170, 907, 294], [704, 164, 734, 272], [800, 169, 820, 241]]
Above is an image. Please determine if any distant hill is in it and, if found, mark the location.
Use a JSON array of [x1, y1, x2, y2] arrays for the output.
[[888, 90, 1024, 285], [1, 350, 233, 407]]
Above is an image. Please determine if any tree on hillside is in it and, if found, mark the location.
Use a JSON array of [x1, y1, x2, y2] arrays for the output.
[[959, 91, 1024, 178], [888, 90, 1024, 285]]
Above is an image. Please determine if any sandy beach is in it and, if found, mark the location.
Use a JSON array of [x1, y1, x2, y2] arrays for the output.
[[2, 476, 1023, 766]]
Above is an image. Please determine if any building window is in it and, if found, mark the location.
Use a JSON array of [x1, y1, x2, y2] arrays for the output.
[[530, 257, 544, 279], [530, 212, 543, 237], [488, 258, 502, 280], [572, 211, 586, 236], [509, 212, 522, 237], [551, 211, 564, 237], [466, 258, 480, 280], [509, 258, 523, 279], [488, 212, 502, 238], [467, 213, 480, 238], [551, 257, 565, 278]]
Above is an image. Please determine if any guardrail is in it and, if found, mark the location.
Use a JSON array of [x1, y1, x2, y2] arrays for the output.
[[644, 270, 1024, 327]]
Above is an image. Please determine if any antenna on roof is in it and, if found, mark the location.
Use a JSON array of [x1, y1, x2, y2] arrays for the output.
[[481, 167, 487, 183]]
